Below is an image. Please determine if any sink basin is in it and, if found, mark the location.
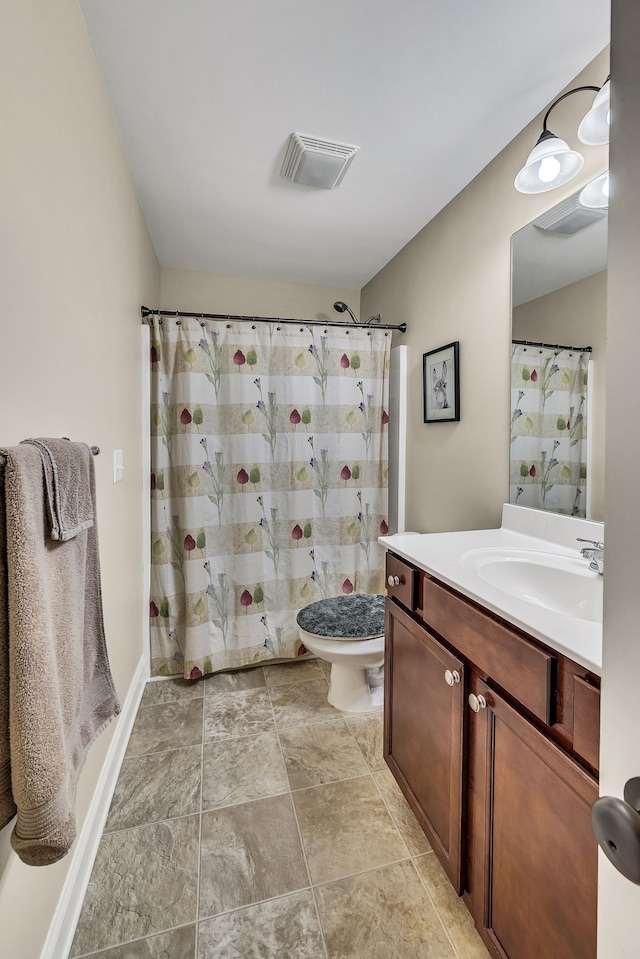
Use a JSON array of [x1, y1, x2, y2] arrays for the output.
[[460, 547, 602, 623]]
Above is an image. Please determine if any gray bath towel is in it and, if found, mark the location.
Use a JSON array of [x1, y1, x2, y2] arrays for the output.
[[22, 438, 94, 541], [0, 467, 16, 828], [0, 443, 119, 865]]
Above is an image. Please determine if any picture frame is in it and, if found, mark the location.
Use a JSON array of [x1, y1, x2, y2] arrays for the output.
[[423, 341, 460, 423]]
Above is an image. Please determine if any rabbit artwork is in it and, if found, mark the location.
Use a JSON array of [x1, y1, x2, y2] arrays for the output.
[[432, 361, 449, 410]]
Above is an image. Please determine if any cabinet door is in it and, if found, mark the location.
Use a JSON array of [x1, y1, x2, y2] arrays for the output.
[[384, 599, 465, 892], [471, 679, 598, 959]]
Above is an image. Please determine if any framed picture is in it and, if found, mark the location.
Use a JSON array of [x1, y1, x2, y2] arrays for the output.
[[423, 341, 460, 423]]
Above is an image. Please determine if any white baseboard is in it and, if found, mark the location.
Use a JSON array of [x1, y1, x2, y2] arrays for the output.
[[40, 655, 147, 959]]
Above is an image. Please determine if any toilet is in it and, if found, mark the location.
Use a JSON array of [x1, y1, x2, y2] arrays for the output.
[[296, 593, 385, 713]]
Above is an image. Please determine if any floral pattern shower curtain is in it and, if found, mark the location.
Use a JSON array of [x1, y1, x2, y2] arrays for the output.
[[148, 315, 391, 679], [510, 343, 589, 516]]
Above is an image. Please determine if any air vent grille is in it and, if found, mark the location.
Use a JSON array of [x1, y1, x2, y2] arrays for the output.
[[280, 133, 359, 189], [533, 193, 607, 235]]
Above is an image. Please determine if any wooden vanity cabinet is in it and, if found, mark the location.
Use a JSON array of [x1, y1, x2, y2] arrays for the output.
[[384, 552, 600, 959], [384, 599, 466, 892], [470, 677, 598, 959]]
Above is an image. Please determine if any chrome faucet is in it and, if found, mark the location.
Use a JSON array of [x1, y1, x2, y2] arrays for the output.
[[577, 538, 604, 575]]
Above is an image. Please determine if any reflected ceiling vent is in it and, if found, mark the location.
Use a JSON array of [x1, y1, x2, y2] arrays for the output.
[[533, 191, 607, 235], [280, 133, 359, 190]]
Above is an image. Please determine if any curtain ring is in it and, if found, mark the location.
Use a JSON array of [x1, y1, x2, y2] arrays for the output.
[[252, 324, 256, 330], [176, 319, 182, 325], [276, 326, 281, 331]]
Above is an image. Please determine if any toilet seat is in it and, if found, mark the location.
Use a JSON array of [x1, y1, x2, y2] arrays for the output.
[[296, 593, 385, 640], [296, 594, 385, 713]]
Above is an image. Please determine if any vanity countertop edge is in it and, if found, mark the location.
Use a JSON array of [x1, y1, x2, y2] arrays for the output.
[[379, 505, 603, 676]]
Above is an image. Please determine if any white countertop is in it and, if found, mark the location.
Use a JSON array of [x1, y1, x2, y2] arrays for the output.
[[379, 504, 604, 676]]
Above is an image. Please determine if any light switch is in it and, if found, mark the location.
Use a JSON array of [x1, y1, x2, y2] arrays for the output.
[[113, 449, 124, 483]]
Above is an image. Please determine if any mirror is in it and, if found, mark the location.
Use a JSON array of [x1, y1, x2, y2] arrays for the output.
[[510, 186, 608, 521]]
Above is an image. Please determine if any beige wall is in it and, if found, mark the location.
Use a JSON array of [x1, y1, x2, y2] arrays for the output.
[[0, 2, 159, 957], [361, 49, 609, 534], [513, 271, 607, 519], [599, 0, 640, 951], [161, 267, 360, 322]]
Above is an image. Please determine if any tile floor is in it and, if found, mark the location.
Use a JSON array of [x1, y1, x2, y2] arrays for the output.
[[70, 659, 490, 959]]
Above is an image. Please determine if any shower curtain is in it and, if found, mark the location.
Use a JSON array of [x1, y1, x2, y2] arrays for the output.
[[510, 343, 589, 516], [148, 315, 391, 679]]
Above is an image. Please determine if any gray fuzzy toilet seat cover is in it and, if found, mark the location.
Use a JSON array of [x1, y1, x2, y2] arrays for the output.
[[296, 593, 385, 639]]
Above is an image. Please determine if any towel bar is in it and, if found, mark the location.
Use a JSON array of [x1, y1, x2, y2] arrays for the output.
[[0, 443, 100, 467]]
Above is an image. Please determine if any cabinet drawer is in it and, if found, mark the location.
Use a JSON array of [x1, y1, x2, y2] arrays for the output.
[[423, 576, 556, 724], [386, 553, 418, 611], [573, 677, 601, 771]]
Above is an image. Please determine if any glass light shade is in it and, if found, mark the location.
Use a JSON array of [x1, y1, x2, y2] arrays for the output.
[[578, 80, 611, 145], [514, 134, 584, 194], [580, 171, 610, 209]]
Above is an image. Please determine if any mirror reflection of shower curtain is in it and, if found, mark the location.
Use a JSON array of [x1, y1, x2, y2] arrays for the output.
[[147, 315, 390, 679], [510, 343, 590, 517]]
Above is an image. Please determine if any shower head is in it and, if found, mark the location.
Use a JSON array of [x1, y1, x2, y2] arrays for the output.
[[333, 301, 358, 325]]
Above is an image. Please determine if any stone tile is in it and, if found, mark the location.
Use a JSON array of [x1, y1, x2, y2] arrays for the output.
[[317, 658, 332, 680], [279, 719, 369, 789], [73, 924, 196, 958], [263, 659, 324, 686], [105, 746, 202, 832], [202, 730, 288, 809], [374, 767, 431, 857], [199, 794, 309, 918], [203, 666, 266, 695], [346, 712, 386, 771], [268, 679, 338, 729], [315, 859, 457, 959], [70, 816, 200, 956], [414, 853, 491, 959], [203, 687, 275, 741], [198, 890, 325, 959], [125, 699, 203, 758], [140, 678, 203, 707], [292, 775, 409, 885]]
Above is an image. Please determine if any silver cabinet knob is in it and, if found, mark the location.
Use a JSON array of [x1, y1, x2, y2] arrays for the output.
[[444, 669, 461, 686], [468, 693, 487, 712], [387, 575, 400, 587]]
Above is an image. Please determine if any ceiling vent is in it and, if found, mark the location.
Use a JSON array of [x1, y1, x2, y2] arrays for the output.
[[533, 192, 607, 235], [280, 133, 359, 190]]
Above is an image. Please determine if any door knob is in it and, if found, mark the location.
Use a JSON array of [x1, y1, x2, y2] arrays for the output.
[[387, 575, 400, 587], [468, 693, 487, 712], [591, 777, 640, 884], [444, 669, 461, 686]]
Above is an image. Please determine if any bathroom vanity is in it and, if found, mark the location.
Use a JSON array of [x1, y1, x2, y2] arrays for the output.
[[380, 506, 603, 959]]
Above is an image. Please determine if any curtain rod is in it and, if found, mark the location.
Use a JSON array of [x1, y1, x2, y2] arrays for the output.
[[512, 338, 592, 353], [141, 306, 407, 333]]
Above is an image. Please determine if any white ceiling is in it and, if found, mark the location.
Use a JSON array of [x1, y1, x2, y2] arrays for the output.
[[79, 0, 610, 290]]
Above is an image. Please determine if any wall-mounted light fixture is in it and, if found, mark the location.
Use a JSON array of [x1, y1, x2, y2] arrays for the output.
[[579, 171, 610, 209], [515, 78, 610, 196]]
